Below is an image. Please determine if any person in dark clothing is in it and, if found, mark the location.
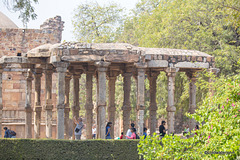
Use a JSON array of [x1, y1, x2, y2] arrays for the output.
[[159, 121, 167, 137], [143, 127, 147, 139], [3, 127, 11, 138]]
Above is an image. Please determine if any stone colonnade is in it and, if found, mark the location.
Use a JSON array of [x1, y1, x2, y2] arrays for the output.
[[0, 62, 211, 139]]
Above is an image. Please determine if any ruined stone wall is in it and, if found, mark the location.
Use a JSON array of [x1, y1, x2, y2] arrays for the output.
[[0, 16, 63, 138]]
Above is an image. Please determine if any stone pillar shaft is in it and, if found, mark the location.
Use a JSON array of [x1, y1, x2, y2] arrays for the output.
[[85, 72, 94, 139], [95, 62, 110, 139], [148, 72, 158, 135], [72, 74, 80, 140], [187, 72, 197, 132], [136, 64, 146, 136], [0, 69, 3, 138], [64, 74, 71, 139], [122, 72, 131, 136], [108, 76, 116, 138], [45, 69, 53, 138], [166, 67, 178, 134], [34, 72, 42, 139], [55, 62, 68, 139], [25, 70, 33, 138]]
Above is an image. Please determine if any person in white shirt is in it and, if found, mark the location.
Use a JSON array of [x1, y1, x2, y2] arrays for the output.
[[126, 123, 135, 139], [92, 125, 96, 139], [74, 116, 84, 140]]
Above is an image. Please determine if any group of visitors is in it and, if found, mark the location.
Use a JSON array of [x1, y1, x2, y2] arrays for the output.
[[159, 121, 200, 138], [106, 122, 148, 140], [3, 127, 16, 138]]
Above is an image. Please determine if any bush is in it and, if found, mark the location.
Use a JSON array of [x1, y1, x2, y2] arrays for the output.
[[0, 139, 140, 160], [138, 74, 240, 160]]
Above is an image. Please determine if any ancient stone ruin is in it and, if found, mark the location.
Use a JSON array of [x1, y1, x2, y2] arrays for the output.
[[0, 13, 217, 139]]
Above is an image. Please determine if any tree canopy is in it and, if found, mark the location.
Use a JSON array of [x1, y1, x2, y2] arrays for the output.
[[72, 2, 125, 43], [2, 0, 38, 26]]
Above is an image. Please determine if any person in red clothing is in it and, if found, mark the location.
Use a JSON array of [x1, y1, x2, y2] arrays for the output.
[[120, 132, 124, 139], [125, 128, 136, 139]]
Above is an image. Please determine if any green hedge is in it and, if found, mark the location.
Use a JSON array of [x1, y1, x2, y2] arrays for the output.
[[0, 139, 140, 160]]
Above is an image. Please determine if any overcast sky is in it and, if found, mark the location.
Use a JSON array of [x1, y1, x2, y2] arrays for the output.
[[0, 0, 138, 41]]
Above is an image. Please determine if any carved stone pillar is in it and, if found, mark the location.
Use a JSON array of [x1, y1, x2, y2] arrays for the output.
[[72, 73, 81, 140], [122, 68, 132, 136], [85, 69, 94, 139], [95, 61, 110, 139], [45, 68, 53, 138], [64, 73, 71, 139], [55, 62, 69, 139], [165, 67, 178, 134], [33, 70, 42, 139], [25, 70, 33, 138], [0, 68, 3, 138], [136, 63, 146, 136], [107, 70, 118, 138], [133, 74, 138, 130], [148, 71, 159, 135], [186, 71, 197, 132]]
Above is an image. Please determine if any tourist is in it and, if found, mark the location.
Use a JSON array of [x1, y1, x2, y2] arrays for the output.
[[120, 132, 123, 139], [195, 125, 199, 135], [143, 127, 147, 139], [105, 122, 112, 139], [126, 123, 135, 139], [92, 125, 96, 139], [159, 121, 167, 138], [74, 116, 84, 140], [186, 125, 189, 133], [3, 127, 11, 138], [125, 128, 136, 139]]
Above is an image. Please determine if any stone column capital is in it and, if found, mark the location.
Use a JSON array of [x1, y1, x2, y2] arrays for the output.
[[65, 73, 72, 80], [24, 70, 33, 81], [94, 61, 110, 71], [165, 67, 179, 77], [54, 62, 69, 72], [25, 107, 32, 112], [107, 70, 119, 79], [72, 74, 81, 79], [135, 62, 147, 69], [186, 71, 198, 82], [34, 72, 42, 78], [148, 71, 160, 79], [34, 106, 42, 112], [208, 68, 220, 75]]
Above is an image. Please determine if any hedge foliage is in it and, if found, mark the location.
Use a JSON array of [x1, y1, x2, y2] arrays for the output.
[[0, 139, 139, 160]]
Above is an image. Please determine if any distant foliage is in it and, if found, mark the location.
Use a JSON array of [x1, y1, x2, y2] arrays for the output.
[[2, 0, 38, 25], [138, 73, 240, 159], [72, 2, 125, 43]]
